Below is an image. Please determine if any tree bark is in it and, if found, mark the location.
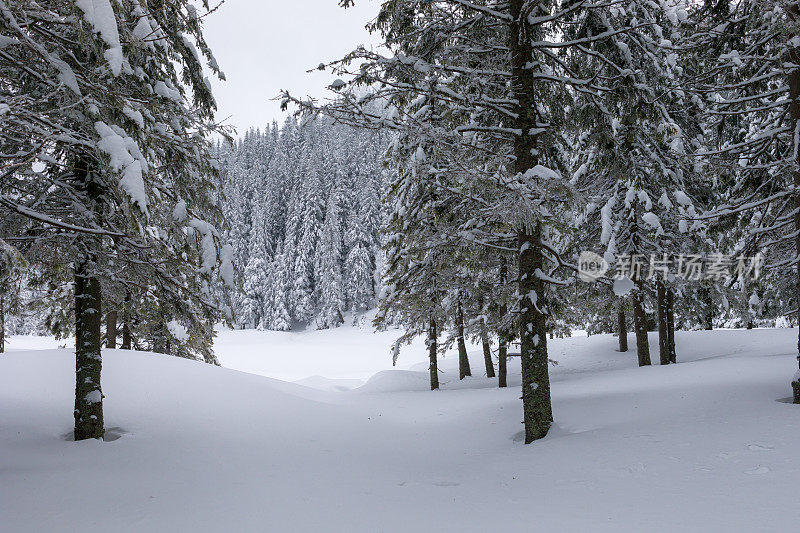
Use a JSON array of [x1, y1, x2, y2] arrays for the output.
[[701, 286, 714, 330], [74, 261, 104, 440], [428, 316, 439, 391], [0, 294, 4, 354], [632, 283, 651, 366], [510, 0, 552, 442], [456, 297, 471, 379], [498, 259, 510, 388], [657, 281, 669, 365], [106, 310, 117, 349], [667, 287, 676, 364], [789, 24, 800, 402], [617, 300, 628, 353], [120, 291, 131, 350], [518, 227, 553, 443], [481, 326, 496, 378], [498, 337, 508, 388]]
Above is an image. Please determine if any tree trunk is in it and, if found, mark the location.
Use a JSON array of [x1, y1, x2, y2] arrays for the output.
[[106, 310, 117, 349], [510, 0, 552, 442], [518, 227, 553, 443], [701, 286, 713, 330], [74, 261, 104, 440], [457, 297, 471, 379], [428, 316, 439, 391], [632, 283, 651, 366], [667, 287, 676, 364], [498, 260, 510, 388], [121, 291, 131, 350], [657, 281, 669, 365], [498, 337, 508, 388], [0, 294, 4, 354], [481, 326, 496, 378], [789, 27, 800, 402], [617, 300, 628, 353]]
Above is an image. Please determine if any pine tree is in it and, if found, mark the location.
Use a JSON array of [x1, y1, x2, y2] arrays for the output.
[[0, 0, 230, 439], [315, 193, 345, 328]]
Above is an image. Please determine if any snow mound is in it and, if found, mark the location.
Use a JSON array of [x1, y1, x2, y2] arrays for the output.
[[294, 375, 364, 392], [356, 369, 432, 393]]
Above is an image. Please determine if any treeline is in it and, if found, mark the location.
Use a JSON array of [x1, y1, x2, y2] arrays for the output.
[[218, 118, 389, 330]]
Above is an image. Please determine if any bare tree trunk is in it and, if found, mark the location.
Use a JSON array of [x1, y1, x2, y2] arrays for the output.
[[74, 260, 104, 440], [498, 337, 508, 388], [120, 291, 132, 350], [518, 226, 553, 442], [789, 27, 800, 402], [498, 260, 510, 388], [667, 288, 676, 364], [106, 310, 117, 349], [657, 281, 669, 365], [632, 283, 651, 367], [701, 286, 714, 330], [428, 316, 439, 391], [0, 294, 4, 354], [617, 300, 628, 352], [481, 326, 496, 378], [510, 0, 552, 442], [457, 297, 471, 379]]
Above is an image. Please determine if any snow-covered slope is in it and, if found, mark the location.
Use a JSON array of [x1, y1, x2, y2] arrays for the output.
[[2, 328, 799, 531]]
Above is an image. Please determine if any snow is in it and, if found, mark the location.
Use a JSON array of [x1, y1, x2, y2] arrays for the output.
[[84, 390, 102, 403], [94, 121, 148, 213], [51, 56, 81, 95], [122, 105, 144, 129], [642, 211, 662, 230], [172, 199, 187, 222], [613, 276, 635, 296], [3, 326, 800, 531], [75, 0, 124, 76], [154, 80, 181, 102], [674, 190, 692, 207], [166, 320, 188, 342]]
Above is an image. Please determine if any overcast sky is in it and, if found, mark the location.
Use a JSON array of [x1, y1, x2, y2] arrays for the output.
[[202, 0, 381, 135]]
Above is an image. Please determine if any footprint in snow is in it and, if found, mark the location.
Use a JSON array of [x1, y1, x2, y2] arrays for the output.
[[747, 443, 774, 452], [743, 466, 770, 475]]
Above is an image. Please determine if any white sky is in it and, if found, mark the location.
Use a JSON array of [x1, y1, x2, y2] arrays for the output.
[[203, 0, 382, 135]]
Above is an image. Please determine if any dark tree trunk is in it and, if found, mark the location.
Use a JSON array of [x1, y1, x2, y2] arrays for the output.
[[428, 316, 439, 391], [518, 227, 553, 443], [481, 326, 496, 378], [498, 337, 508, 388], [789, 26, 800, 402], [657, 281, 669, 365], [632, 283, 651, 366], [510, 0, 552, 442], [0, 294, 4, 354], [457, 298, 471, 379], [498, 260, 509, 388], [667, 288, 676, 364], [701, 286, 714, 330], [106, 310, 117, 349], [120, 291, 131, 350], [74, 261, 104, 440], [617, 300, 628, 353]]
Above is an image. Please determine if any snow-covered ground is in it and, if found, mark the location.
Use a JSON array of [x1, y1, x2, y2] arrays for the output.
[[2, 325, 800, 531]]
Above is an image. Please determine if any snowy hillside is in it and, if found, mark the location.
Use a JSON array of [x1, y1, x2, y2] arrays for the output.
[[2, 327, 799, 531]]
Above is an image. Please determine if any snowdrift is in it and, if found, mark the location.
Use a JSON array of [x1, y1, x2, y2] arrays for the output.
[[2, 328, 800, 531]]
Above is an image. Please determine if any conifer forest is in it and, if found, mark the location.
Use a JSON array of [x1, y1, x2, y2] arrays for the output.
[[2, 1, 800, 531]]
